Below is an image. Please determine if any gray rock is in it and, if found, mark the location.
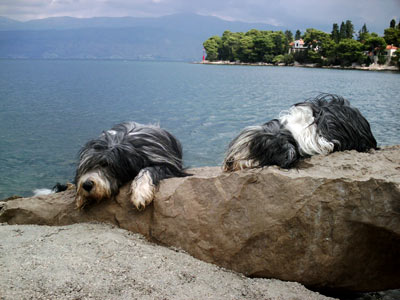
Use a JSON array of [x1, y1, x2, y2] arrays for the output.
[[0, 223, 335, 300]]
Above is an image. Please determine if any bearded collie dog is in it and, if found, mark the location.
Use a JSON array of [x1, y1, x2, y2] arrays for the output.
[[223, 94, 377, 171], [75, 122, 188, 210]]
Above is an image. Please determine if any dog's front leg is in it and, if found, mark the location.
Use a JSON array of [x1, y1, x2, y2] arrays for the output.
[[130, 166, 168, 211]]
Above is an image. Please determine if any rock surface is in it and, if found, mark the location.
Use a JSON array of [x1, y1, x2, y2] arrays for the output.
[[0, 223, 335, 300], [1, 145, 400, 292]]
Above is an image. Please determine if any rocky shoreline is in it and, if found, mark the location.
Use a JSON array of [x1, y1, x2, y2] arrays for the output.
[[1, 146, 400, 299], [197, 60, 399, 72]]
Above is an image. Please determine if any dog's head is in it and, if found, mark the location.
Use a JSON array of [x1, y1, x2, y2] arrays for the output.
[[223, 119, 300, 171], [249, 119, 300, 169], [75, 169, 115, 209], [74, 134, 125, 209]]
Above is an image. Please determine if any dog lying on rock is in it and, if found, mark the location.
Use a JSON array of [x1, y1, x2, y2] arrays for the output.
[[75, 122, 188, 210], [223, 94, 377, 171]]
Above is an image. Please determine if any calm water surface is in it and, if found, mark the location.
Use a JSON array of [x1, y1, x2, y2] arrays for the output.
[[0, 60, 399, 198]]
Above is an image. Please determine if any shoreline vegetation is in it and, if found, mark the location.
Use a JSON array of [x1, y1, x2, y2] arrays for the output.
[[202, 19, 400, 71], [196, 60, 399, 72]]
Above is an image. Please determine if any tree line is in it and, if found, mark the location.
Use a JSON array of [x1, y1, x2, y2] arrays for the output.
[[203, 19, 400, 68]]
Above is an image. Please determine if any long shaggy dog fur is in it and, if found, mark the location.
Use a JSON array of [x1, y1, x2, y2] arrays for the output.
[[223, 94, 377, 171], [75, 122, 188, 210]]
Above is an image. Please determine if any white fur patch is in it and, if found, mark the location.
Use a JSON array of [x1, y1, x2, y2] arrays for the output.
[[279, 105, 334, 156], [130, 169, 156, 211], [33, 188, 54, 197]]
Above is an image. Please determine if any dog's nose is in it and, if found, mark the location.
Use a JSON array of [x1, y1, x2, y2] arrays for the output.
[[82, 180, 94, 192]]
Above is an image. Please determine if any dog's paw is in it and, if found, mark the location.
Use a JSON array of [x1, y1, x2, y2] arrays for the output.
[[227, 159, 258, 171], [130, 170, 156, 211], [75, 195, 87, 210]]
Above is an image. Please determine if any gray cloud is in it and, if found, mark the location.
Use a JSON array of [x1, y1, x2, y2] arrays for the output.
[[0, 0, 398, 33]]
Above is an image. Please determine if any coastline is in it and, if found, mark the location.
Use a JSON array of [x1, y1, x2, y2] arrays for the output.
[[196, 60, 399, 72]]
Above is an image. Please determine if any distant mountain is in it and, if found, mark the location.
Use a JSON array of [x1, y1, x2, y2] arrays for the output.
[[0, 14, 285, 61], [0, 16, 21, 29]]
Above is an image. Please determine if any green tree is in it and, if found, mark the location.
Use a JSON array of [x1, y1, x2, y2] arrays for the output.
[[250, 30, 275, 62], [272, 54, 285, 64], [364, 36, 387, 64], [282, 53, 294, 65], [272, 53, 295, 65], [295, 30, 301, 40], [307, 50, 323, 64], [219, 30, 232, 60], [303, 28, 332, 59], [345, 20, 354, 39], [384, 27, 400, 46], [203, 36, 221, 61], [284, 30, 294, 53], [244, 29, 262, 62], [323, 39, 338, 65], [335, 39, 364, 66], [358, 23, 369, 42], [284, 30, 294, 43], [293, 50, 308, 64], [303, 28, 331, 46], [339, 22, 347, 40], [364, 36, 387, 55], [390, 19, 396, 28], [220, 31, 243, 61], [237, 35, 254, 62], [393, 49, 400, 69], [272, 31, 286, 55], [331, 23, 340, 43]]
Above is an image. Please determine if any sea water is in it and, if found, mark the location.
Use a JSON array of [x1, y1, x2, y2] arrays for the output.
[[0, 60, 399, 198]]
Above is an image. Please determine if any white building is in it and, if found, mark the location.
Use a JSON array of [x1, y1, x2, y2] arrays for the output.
[[288, 39, 308, 53], [386, 44, 398, 58]]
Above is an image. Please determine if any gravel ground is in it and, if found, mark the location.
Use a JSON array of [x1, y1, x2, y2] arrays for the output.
[[0, 222, 335, 300]]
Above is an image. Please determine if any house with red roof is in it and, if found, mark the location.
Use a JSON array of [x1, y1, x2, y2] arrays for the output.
[[288, 39, 308, 54], [386, 44, 398, 58], [384, 44, 398, 64]]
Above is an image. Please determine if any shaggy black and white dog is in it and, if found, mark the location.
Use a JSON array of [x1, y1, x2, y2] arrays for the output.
[[223, 94, 377, 171], [75, 122, 188, 210]]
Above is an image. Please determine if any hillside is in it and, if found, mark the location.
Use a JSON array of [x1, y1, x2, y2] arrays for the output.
[[0, 14, 284, 61]]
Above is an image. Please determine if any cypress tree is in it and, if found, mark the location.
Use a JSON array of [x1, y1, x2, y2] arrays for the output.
[[362, 23, 368, 34], [390, 19, 396, 28], [358, 23, 369, 42], [284, 30, 294, 42], [345, 20, 354, 39], [295, 30, 301, 40], [331, 23, 340, 43], [284, 30, 294, 53], [339, 22, 347, 40]]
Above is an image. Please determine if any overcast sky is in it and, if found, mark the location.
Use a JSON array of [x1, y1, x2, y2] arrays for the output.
[[1, 0, 399, 33]]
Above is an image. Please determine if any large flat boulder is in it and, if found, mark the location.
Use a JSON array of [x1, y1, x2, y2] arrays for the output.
[[1, 145, 400, 292]]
